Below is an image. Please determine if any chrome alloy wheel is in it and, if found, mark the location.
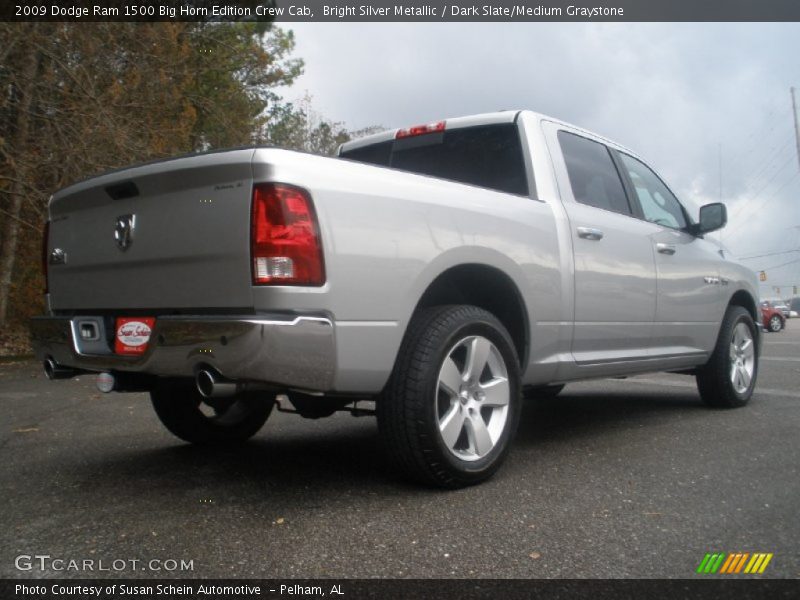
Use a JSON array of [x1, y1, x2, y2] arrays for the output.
[[729, 322, 755, 394], [436, 335, 510, 462], [769, 315, 782, 332]]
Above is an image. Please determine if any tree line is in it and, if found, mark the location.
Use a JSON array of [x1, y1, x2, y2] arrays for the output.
[[0, 22, 376, 328]]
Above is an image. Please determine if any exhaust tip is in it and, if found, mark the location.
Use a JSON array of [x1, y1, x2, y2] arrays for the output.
[[196, 369, 241, 398], [196, 370, 216, 398], [43, 358, 56, 380], [43, 358, 83, 380]]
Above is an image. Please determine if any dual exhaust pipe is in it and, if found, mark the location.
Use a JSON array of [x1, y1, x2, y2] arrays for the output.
[[196, 369, 250, 398], [44, 358, 253, 399], [43, 357, 82, 380], [42, 358, 152, 393], [195, 369, 270, 398]]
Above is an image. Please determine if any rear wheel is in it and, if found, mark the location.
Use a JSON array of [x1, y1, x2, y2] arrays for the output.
[[696, 306, 758, 408], [378, 305, 521, 488], [768, 314, 783, 332], [150, 381, 273, 444]]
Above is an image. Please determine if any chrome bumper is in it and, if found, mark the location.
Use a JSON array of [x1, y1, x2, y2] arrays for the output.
[[29, 314, 336, 391]]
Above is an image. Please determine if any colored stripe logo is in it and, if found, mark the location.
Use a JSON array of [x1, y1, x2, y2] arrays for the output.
[[696, 552, 773, 574]]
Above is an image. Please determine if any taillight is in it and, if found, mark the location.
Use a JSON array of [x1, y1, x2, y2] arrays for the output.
[[250, 183, 325, 286], [42, 220, 50, 294], [395, 120, 446, 139]]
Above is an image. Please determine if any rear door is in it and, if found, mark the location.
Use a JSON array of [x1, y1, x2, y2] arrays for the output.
[[47, 149, 256, 311], [544, 123, 657, 364]]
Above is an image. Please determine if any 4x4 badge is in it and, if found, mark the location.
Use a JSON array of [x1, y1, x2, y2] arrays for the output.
[[114, 214, 136, 251]]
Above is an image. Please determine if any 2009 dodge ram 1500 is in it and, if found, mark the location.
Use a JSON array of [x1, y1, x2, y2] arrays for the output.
[[31, 110, 761, 488]]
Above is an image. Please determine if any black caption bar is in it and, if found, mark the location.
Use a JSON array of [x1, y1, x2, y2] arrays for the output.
[[2, 579, 799, 600], [3, 0, 800, 22]]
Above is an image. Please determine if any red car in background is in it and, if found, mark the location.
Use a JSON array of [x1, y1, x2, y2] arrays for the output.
[[761, 301, 785, 333]]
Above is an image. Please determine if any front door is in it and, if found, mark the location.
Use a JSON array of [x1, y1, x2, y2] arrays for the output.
[[545, 124, 658, 364], [613, 151, 722, 357]]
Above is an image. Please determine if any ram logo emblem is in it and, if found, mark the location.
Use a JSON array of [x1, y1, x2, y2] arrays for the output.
[[114, 214, 136, 251]]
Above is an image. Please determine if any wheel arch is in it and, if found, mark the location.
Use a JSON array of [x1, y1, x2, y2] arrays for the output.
[[411, 263, 530, 368], [727, 289, 758, 324]]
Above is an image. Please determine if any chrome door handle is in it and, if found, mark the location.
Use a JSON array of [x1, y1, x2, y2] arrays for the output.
[[656, 243, 676, 255], [577, 227, 604, 241]]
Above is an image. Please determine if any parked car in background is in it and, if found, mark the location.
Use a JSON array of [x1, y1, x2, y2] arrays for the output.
[[761, 301, 785, 332], [790, 310, 798, 318], [773, 302, 790, 318]]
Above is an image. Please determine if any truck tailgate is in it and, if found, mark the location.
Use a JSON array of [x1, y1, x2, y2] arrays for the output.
[[47, 149, 256, 311]]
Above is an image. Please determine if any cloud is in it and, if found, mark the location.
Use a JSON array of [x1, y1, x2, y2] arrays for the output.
[[281, 22, 800, 297]]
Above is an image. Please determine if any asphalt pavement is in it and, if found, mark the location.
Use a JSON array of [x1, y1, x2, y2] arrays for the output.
[[1, 322, 798, 579]]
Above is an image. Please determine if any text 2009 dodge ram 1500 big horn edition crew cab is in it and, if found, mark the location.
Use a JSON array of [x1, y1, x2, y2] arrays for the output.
[[31, 110, 761, 488]]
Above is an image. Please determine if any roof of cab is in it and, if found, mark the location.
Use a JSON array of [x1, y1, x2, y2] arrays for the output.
[[337, 109, 636, 157], [338, 110, 522, 154]]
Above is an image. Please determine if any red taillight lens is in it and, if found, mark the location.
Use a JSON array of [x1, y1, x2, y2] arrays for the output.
[[42, 220, 50, 294], [395, 120, 446, 139], [250, 183, 325, 286]]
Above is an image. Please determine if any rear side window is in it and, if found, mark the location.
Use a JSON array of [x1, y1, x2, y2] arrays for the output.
[[557, 131, 631, 216], [340, 124, 528, 196]]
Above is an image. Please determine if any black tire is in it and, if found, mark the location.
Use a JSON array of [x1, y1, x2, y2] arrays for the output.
[[378, 305, 521, 488], [524, 384, 565, 399], [696, 306, 759, 408], [768, 314, 783, 333], [150, 380, 273, 444]]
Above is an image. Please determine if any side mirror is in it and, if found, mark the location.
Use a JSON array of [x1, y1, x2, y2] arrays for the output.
[[691, 202, 727, 235]]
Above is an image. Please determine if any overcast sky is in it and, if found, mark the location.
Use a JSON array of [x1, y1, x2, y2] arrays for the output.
[[281, 23, 800, 300]]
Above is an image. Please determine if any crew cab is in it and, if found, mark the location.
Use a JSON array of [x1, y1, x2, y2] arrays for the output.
[[31, 110, 761, 487]]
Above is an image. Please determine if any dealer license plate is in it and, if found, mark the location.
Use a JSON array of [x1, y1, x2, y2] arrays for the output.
[[114, 317, 156, 355]]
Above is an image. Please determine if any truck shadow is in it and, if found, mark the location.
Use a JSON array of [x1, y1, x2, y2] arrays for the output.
[[84, 418, 393, 494], [76, 387, 707, 499], [516, 386, 706, 445]]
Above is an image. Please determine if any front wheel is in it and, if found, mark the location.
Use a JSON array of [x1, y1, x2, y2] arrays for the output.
[[696, 306, 758, 408], [378, 305, 521, 488], [150, 381, 273, 444]]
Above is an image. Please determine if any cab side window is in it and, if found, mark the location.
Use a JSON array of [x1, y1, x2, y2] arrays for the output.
[[618, 153, 687, 230], [558, 130, 632, 216]]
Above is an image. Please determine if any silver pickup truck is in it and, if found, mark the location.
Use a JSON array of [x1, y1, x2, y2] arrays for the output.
[[31, 110, 760, 488]]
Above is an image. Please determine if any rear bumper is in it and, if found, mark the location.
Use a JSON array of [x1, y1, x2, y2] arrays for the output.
[[29, 314, 336, 391]]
